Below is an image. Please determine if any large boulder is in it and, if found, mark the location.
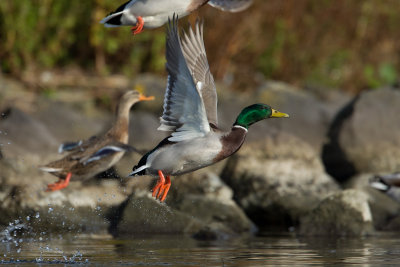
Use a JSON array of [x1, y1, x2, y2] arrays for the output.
[[113, 191, 205, 236], [31, 95, 110, 144], [299, 189, 374, 236], [115, 170, 256, 239], [323, 87, 400, 182], [253, 81, 349, 151], [0, 107, 59, 163], [221, 133, 339, 229]]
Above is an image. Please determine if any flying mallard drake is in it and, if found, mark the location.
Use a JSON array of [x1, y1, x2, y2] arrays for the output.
[[128, 16, 289, 202], [40, 90, 154, 191], [100, 0, 253, 35]]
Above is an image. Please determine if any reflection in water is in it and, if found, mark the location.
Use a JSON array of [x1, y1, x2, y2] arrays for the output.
[[1, 232, 400, 265]]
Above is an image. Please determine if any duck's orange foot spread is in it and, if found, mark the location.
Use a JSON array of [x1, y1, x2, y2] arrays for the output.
[[131, 16, 144, 35], [46, 172, 71, 192], [152, 170, 171, 202]]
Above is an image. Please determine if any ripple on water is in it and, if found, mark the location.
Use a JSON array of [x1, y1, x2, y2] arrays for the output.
[[1, 232, 400, 265]]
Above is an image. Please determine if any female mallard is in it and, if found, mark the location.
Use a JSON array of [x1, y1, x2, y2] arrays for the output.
[[100, 0, 253, 35], [40, 90, 154, 191], [128, 17, 289, 202]]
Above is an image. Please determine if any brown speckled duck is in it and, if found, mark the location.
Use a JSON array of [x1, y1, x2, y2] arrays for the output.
[[100, 0, 253, 35], [40, 90, 154, 191], [128, 17, 289, 202]]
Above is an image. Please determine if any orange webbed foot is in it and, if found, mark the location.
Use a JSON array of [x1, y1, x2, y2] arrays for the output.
[[152, 171, 171, 202], [152, 170, 165, 198], [131, 16, 144, 35], [158, 175, 171, 202], [46, 172, 71, 192]]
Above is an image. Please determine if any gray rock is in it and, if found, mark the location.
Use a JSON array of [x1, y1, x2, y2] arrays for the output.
[[131, 74, 167, 114], [221, 133, 339, 229], [341, 88, 400, 172], [115, 171, 256, 239], [254, 81, 348, 151], [114, 191, 205, 236], [0, 107, 59, 163], [324, 87, 400, 182], [31, 97, 110, 144], [170, 171, 257, 235], [128, 111, 166, 149], [299, 189, 374, 236], [346, 173, 400, 230]]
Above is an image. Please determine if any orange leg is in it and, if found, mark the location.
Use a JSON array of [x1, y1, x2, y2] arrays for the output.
[[152, 170, 165, 198], [131, 16, 144, 35], [158, 175, 171, 202], [46, 172, 71, 192]]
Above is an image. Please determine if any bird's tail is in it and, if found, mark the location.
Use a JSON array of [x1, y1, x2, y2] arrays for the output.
[[100, 11, 124, 27], [127, 164, 149, 177]]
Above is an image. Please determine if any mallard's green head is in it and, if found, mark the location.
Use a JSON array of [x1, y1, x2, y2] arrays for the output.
[[233, 104, 289, 129]]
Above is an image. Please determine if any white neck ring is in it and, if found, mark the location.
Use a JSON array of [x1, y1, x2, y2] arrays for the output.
[[233, 125, 248, 132]]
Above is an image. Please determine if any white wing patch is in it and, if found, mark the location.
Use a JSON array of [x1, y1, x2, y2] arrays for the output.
[[39, 167, 63, 173], [82, 146, 125, 165]]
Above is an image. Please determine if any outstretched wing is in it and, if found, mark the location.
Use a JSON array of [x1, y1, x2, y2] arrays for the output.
[[208, 0, 253, 12], [158, 15, 210, 142], [180, 20, 218, 127]]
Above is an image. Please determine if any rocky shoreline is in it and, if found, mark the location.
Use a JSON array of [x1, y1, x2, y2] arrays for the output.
[[1, 74, 400, 239]]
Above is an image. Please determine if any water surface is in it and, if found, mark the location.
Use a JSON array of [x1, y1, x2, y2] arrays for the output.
[[1, 232, 400, 266]]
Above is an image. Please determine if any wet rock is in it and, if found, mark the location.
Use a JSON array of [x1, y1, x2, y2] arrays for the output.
[[323, 87, 400, 182], [115, 170, 256, 239], [299, 189, 374, 236], [221, 133, 339, 230], [346, 173, 400, 230], [0, 157, 130, 234], [113, 191, 205, 236]]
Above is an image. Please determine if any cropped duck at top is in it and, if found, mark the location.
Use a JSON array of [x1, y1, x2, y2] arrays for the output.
[[40, 90, 154, 191], [128, 16, 289, 202], [100, 0, 253, 35]]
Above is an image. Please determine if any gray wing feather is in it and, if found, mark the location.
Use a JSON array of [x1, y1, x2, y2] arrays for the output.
[[208, 0, 253, 12], [158, 15, 210, 142], [82, 146, 125, 165], [180, 20, 218, 127]]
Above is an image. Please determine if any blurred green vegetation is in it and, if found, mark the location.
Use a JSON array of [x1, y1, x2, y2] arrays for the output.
[[1, 0, 399, 93], [0, 0, 166, 76]]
